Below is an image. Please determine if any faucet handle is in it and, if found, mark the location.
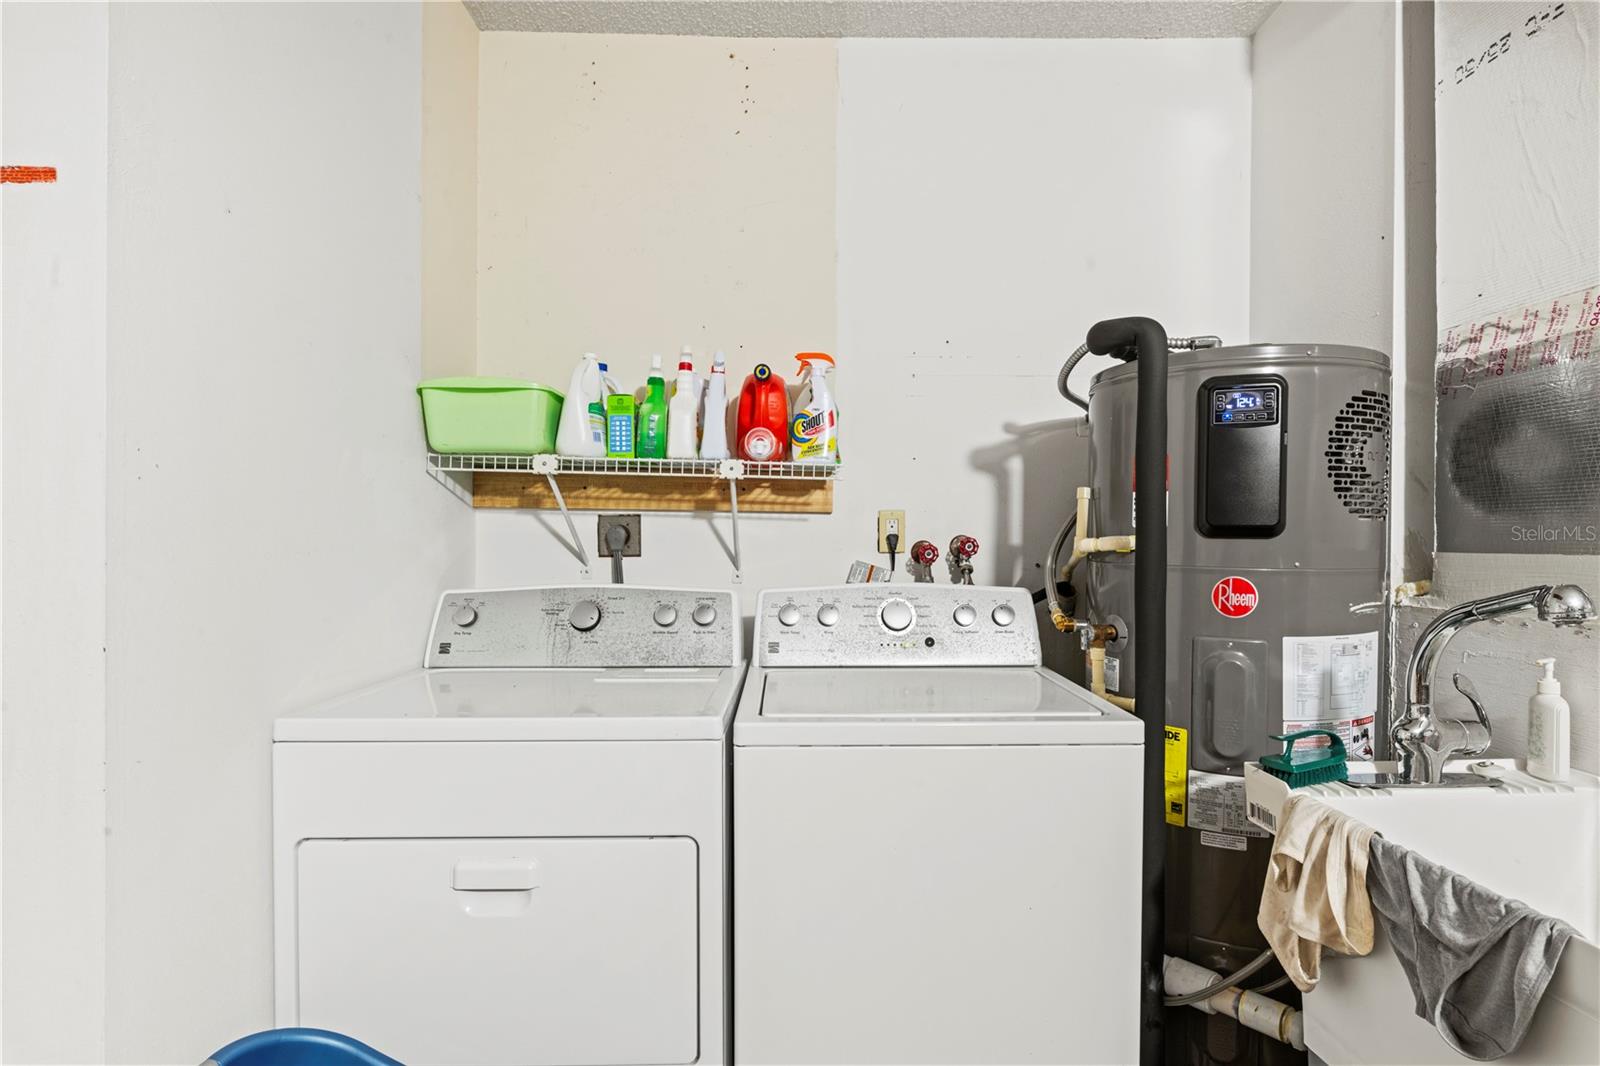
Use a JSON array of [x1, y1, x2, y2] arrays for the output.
[[1451, 672, 1493, 756]]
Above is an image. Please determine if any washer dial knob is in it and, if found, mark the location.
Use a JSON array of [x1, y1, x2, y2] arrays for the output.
[[991, 604, 1017, 627], [777, 603, 802, 627], [952, 604, 977, 628], [567, 600, 602, 632], [879, 599, 915, 632], [652, 604, 679, 627], [452, 605, 479, 628], [692, 603, 718, 627], [817, 604, 841, 627]]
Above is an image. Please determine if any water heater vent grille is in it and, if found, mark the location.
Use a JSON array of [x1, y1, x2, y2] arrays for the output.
[[1326, 390, 1390, 520]]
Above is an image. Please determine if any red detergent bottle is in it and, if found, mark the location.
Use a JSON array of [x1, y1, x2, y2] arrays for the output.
[[736, 362, 789, 461]]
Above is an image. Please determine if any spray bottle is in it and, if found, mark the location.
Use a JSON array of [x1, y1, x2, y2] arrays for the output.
[[699, 351, 731, 460], [636, 354, 669, 459], [790, 352, 839, 463]]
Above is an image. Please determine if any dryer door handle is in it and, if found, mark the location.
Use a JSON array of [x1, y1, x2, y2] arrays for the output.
[[452, 859, 539, 892]]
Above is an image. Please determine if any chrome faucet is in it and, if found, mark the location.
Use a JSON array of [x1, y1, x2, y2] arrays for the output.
[[1393, 584, 1596, 784]]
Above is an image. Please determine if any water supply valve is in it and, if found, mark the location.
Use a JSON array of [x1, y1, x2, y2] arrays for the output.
[[948, 534, 979, 585], [909, 539, 939, 583]]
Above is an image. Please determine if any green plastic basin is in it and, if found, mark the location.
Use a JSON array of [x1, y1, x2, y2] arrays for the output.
[[417, 377, 564, 455]]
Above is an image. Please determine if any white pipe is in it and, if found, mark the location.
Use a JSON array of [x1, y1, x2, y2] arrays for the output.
[[1078, 534, 1136, 553], [1086, 645, 1137, 712], [1163, 955, 1305, 1051]]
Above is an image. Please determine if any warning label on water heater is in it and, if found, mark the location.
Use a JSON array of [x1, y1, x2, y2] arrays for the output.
[[1282, 631, 1380, 761]]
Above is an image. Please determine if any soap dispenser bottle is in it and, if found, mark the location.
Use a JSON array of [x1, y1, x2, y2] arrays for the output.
[[1527, 657, 1570, 782]]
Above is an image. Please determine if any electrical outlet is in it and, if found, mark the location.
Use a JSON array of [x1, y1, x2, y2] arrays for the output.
[[597, 514, 642, 557], [877, 510, 906, 554]]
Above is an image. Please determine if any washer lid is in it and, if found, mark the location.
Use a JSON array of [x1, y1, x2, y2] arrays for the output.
[[735, 667, 1142, 746], [275, 666, 744, 741]]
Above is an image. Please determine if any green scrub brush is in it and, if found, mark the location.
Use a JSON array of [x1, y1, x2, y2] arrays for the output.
[[1259, 729, 1349, 788]]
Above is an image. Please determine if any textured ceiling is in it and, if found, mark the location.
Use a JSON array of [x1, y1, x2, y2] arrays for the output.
[[464, 1, 1282, 39]]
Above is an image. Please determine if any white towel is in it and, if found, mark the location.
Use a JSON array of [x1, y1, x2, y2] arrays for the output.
[[1257, 793, 1377, 992]]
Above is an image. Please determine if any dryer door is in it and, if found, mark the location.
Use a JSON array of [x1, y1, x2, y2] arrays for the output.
[[296, 836, 698, 1066]]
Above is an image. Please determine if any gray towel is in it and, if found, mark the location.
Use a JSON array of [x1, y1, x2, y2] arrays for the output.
[[1366, 834, 1577, 1060]]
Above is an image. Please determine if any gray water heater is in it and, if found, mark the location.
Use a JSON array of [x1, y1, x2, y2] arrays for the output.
[[1083, 343, 1390, 1065]]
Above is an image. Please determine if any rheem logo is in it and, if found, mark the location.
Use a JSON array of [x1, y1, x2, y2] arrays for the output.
[[1211, 576, 1259, 618]]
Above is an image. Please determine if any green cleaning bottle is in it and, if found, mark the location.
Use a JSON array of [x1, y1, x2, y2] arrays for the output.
[[636, 354, 669, 459]]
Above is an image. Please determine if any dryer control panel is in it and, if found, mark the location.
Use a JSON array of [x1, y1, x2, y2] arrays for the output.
[[756, 585, 1040, 668], [426, 586, 740, 668]]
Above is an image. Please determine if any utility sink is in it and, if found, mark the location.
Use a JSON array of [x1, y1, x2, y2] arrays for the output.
[[1244, 759, 1600, 1065]]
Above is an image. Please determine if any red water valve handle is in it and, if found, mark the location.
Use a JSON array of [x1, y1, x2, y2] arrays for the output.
[[910, 539, 940, 566], [949, 534, 980, 561]]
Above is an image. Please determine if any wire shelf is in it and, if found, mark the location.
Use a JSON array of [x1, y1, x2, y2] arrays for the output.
[[426, 453, 841, 481]]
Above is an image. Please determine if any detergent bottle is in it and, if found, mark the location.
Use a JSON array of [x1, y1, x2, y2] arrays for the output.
[[790, 352, 839, 463], [636, 354, 669, 459], [556, 352, 606, 457], [667, 353, 700, 459], [737, 362, 789, 461], [699, 351, 731, 460]]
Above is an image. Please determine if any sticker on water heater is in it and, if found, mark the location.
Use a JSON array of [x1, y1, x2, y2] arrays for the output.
[[1103, 656, 1121, 693], [1282, 632, 1380, 760], [1163, 726, 1188, 827], [1186, 771, 1269, 838], [1211, 576, 1259, 618], [1200, 831, 1249, 852]]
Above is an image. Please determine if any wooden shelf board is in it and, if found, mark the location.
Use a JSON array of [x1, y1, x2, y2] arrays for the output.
[[471, 472, 833, 514]]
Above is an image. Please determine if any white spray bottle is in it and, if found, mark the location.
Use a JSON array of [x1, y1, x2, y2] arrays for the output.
[[790, 352, 839, 463], [699, 351, 731, 460]]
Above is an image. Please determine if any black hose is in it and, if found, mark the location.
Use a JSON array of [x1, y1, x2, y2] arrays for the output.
[[1085, 315, 1169, 1066]]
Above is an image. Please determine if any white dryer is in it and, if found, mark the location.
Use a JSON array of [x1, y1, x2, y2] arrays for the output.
[[274, 586, 743, 1066], [733, 584, 1143, 1066]]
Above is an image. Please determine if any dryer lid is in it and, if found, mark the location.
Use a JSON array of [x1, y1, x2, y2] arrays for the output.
[[275, 666, 744, 741]]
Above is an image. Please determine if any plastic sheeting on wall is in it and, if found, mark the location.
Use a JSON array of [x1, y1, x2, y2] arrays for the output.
[[1434, 1, 1599, 555]]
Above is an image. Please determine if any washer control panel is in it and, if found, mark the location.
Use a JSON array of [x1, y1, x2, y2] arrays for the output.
[[756, 585, 1039, 668], [426, 586, 739, 668]]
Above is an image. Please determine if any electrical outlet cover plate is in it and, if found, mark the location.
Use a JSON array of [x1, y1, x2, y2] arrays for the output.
[[596, 514, 642, 557], [877, 510, 906, 554]]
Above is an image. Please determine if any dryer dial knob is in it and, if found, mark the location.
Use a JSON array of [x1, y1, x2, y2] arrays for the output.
[[879, 599, 915, 632], [452, 605, 479, 628], [692, 603, 718, 627], [652, 604, 678, 627], [777, 604, 802, 627], [952, 604, 977, 628], [568, 600, 602, 632], [991, 604, 1017, 627], [817, 604, 841, 627]]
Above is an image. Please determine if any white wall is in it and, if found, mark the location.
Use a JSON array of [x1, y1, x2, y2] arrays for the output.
[[475, 36, 1252, 636], [1249, 0, 1395, 351], [1, 3, 111, 1061], [423, 0, 479, 379], [15, 3, 475, 1060]]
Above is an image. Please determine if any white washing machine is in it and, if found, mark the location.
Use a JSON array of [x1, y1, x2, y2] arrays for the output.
[[274, 585, 743, 1066], [733, 585, 1144, 1066]]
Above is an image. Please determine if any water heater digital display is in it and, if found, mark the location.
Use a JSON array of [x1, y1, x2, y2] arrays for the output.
[[1212, 385, 1280, 425], [1198, 377, 1287, 536]]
